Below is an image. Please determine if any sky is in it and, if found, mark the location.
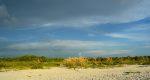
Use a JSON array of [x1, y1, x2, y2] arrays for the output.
[[0, 0, 150, 57]]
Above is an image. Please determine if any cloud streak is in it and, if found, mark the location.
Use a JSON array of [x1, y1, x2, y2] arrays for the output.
[[106, 33, 150, 41], [105, 22, 150, 41], [7, 40, 126, 50]]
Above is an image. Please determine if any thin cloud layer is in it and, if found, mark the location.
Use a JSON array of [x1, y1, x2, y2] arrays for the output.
[[2, 0, 149, 27], [7, 40, 126, 50], [4, 40, 130, 56]]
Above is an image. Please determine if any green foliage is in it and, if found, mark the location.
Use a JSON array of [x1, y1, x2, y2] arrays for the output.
[[0, 55, 64, 70], [30, 62, 43, 69]]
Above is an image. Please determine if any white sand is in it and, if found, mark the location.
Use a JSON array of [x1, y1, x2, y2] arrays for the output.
[[0, 65, 150, 80]]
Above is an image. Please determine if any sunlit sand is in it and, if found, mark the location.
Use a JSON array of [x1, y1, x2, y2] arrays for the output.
[[0, 65, 149, 80]]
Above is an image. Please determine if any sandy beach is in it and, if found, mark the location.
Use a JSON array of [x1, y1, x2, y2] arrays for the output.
[[0, 65, 149, 80]]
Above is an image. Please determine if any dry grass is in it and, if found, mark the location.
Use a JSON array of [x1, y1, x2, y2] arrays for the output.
[[63, 57, 88, 69]]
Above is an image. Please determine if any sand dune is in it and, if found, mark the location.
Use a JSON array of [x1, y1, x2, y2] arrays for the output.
[[0, 65, 149, 80]]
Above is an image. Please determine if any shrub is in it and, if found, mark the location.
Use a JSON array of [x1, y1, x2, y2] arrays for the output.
[[30, 62, 43, 69], [63, 57, 88, 69], [0, 62, 12, 69]]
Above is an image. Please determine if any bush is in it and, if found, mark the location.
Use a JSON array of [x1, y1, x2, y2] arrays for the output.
[[63, 57, 88, 69], [0, 62, 12, 69], [30, 62, 43, 69]]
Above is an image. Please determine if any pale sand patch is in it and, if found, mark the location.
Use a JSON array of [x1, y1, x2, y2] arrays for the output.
[[0, 65, 150, 80]]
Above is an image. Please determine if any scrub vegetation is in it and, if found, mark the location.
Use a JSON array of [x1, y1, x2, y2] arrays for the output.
[[0, 55, 150, 70], [0, 55, 63, 70]]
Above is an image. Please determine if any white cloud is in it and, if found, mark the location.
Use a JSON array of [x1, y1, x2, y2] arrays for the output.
[[85, 49, 130, 55], [110, 50, 130, 54], [106, 33, 150, 41], [106, 33, 130, 39], [8, 40, 126, 50], [105, 22, 150, 41], [85, 50, 106, 54]]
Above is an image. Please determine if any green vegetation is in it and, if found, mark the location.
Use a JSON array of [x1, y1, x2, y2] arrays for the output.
[[0, 55, 149, 70], [0, 55, 63, 70], [63, 56, 150, 69]]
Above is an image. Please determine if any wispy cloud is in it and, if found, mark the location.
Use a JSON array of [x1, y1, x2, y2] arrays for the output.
[[7, 40, 126, 50], [105, 22, 150, 41], [85, 49, 130, 55], [110, 50, 130, 54], [106, 33, 150, 41], [85, 50, 106, 54]]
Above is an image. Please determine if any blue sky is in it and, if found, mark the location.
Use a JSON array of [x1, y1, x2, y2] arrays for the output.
[[0, 0, 150, 57]]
